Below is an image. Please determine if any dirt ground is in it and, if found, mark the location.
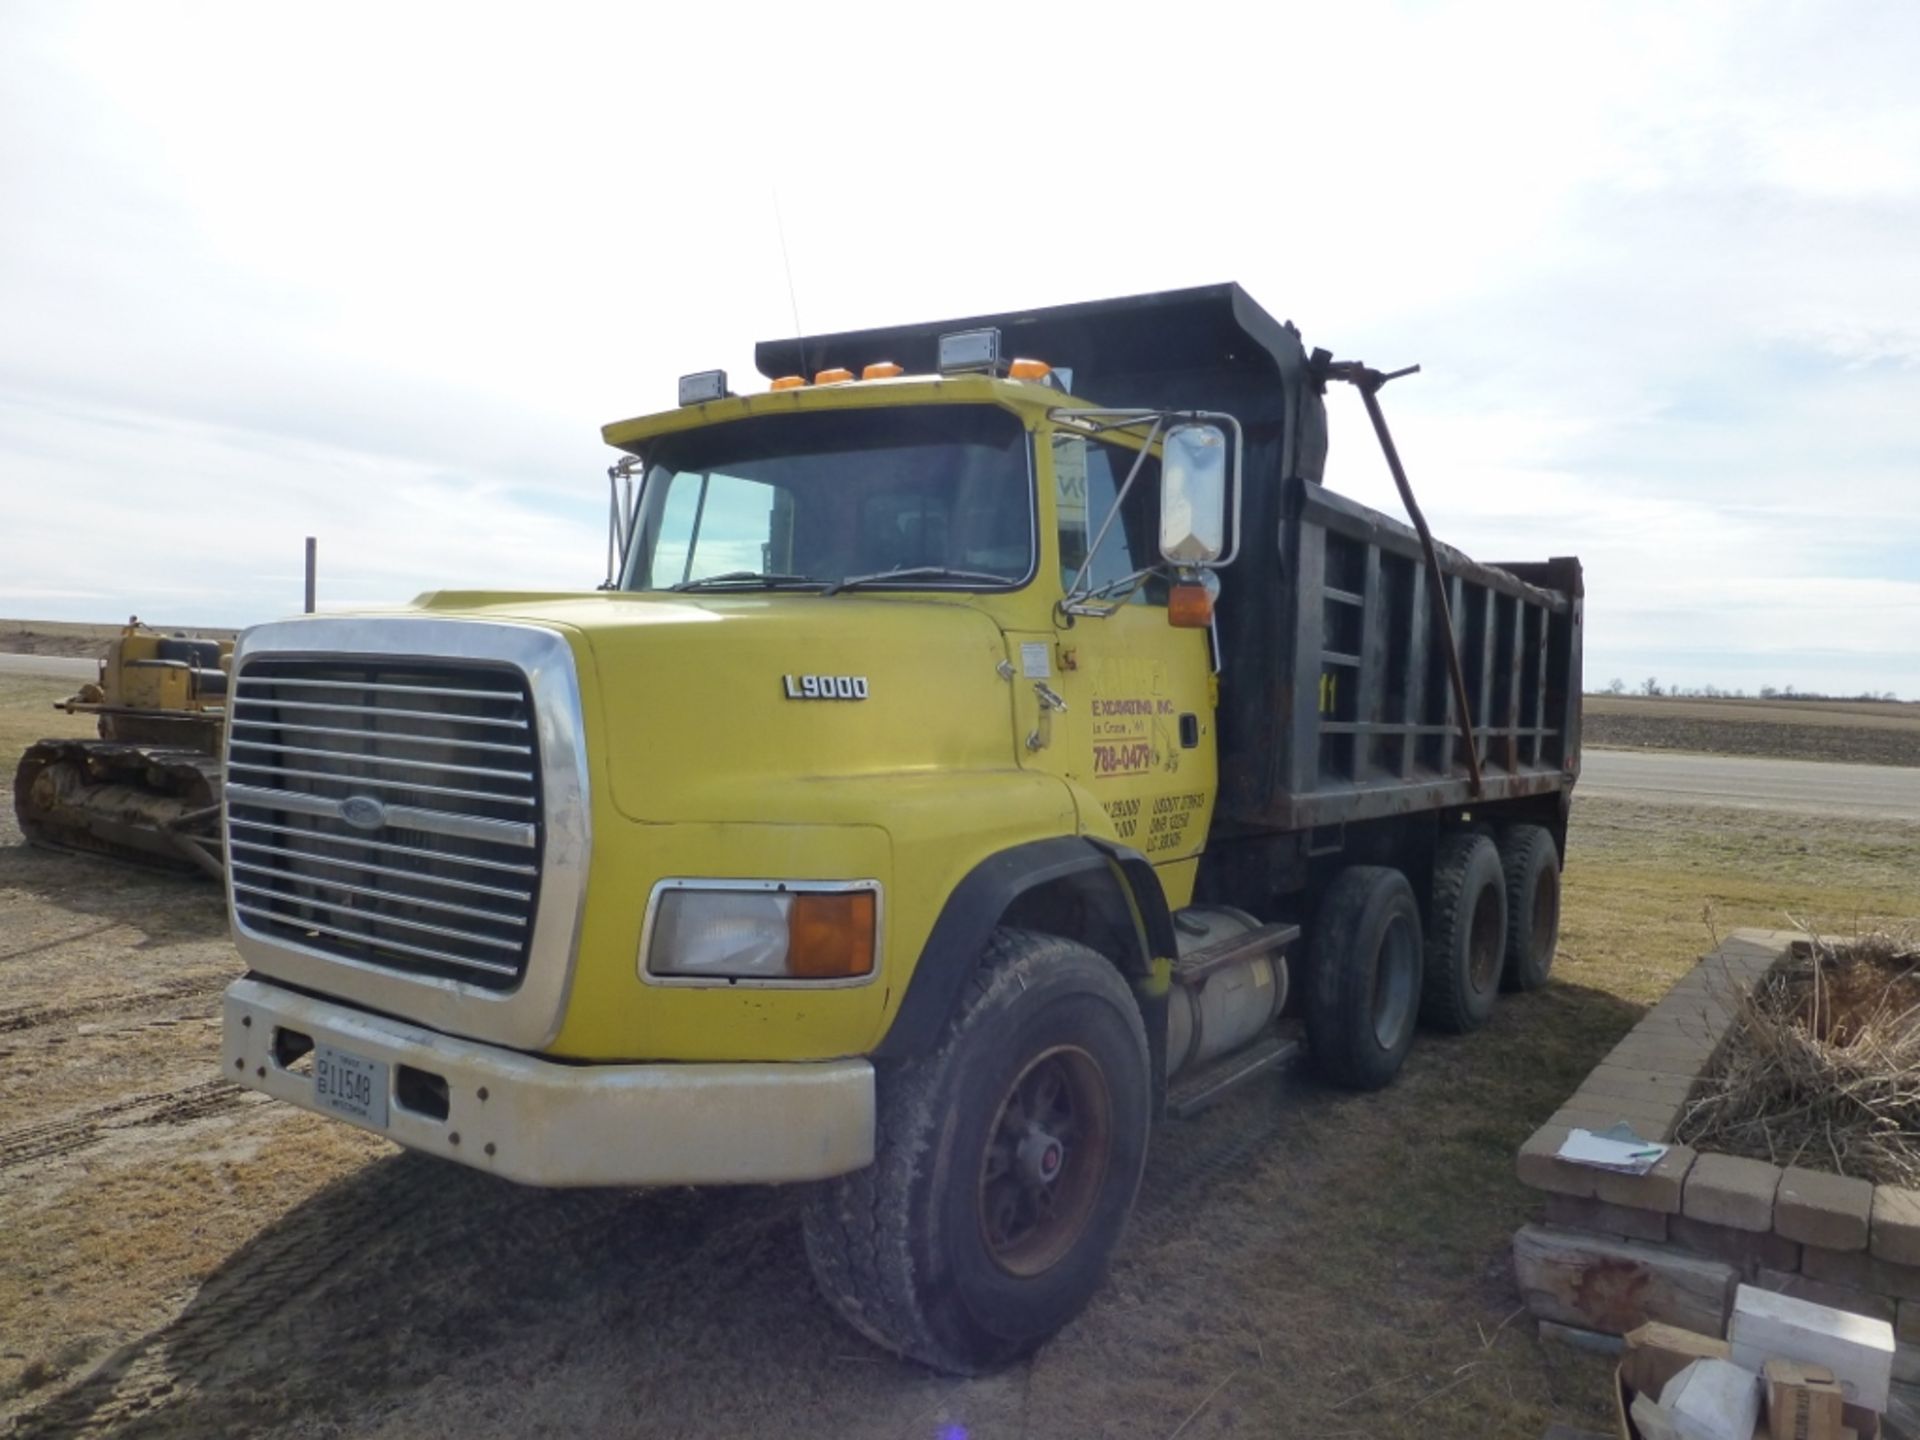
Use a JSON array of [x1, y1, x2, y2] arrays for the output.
[[3, 671, 1918, 1439], [1585, 693, 1920, 768]]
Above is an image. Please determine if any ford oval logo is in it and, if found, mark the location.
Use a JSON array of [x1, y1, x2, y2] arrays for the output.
[[339, 795, 387, 831]]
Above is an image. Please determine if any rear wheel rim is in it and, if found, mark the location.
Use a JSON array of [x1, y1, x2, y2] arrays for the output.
[[1531, 867, 1560, 964], [1372, 913, 1418, 1048], [977, 1045, 1113, 1278], [1468, 887, 1503, 992]]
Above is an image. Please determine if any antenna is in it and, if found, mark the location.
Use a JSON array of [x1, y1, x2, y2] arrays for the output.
[[772, 186, 805, 378]]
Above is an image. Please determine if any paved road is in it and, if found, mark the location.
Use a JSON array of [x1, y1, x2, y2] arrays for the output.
[[0, 652, 95, 681], [1581, 746, 1920, 823]]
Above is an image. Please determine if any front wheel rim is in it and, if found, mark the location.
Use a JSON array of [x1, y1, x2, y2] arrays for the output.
[[977, 1045, 1113, 1278]]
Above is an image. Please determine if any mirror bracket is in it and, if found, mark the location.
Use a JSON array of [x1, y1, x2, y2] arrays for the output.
[[1046, 407, 1243, 618]]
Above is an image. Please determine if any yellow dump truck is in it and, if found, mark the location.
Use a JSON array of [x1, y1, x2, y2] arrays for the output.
[[220, 285, 1583, 1372]]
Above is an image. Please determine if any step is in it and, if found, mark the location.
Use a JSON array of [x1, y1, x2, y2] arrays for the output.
[[1172, 921, 1300, 988], [1166, 1029, 1302, 1119]]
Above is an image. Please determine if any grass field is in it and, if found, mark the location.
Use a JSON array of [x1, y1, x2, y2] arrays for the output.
[[0, 676, 95, 756], [1586, 693, 1920, 768], [2, 669, 1916, 1437], [0, 619, 239, 659]]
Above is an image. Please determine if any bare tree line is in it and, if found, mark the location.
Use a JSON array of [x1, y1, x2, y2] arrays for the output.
[[1594, 678, 1905, 703]]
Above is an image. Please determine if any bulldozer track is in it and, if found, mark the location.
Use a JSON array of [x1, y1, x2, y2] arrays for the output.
[[13, 737, 224, 879], [0, 1081, 252, 1174], [0, 974, 227, 1035]]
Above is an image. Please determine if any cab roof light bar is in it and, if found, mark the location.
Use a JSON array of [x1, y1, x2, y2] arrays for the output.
[[937, 328, 1004, 376], [678, 370, 730, 406]]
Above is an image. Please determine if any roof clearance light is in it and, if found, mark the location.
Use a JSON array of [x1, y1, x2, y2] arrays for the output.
[[937, 327, 1002, 376], [813, 367, 854, 385], [678, 370, 729, 406], [1008, 357, 1051, 381], [769, 375, 807, 391], [862, 361, 905, 380]]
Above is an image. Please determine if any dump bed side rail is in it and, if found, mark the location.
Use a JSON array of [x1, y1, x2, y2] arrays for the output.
[[1231, 477, 1581, 832]]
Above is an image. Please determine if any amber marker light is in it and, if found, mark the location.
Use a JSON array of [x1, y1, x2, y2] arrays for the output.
[[1168, 582, 1214, 628], [786, 891, 877, 979], [861, 361, 905, 379], [1008, 358, 1052, 381], [813, 367, 854, 385], [770, 375, 807, 391]]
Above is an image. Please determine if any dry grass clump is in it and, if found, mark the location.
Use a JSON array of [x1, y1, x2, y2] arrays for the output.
[[1678, 927, 1920, 1185]]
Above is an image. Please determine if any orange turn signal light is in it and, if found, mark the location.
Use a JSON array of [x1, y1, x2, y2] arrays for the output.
[[786, 891, 876, 979], [770, 375, 806, 391], [861, 361, 904, 380], [1008, 357, 1052, 381], [1168, 582, 1214, 629], [814, 367, 854, 385]]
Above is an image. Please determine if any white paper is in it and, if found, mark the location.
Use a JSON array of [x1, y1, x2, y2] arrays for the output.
[[1658, 1359, 1761, 1440], [1629, 1392, 1684, 1440], [1555, 1125, 1669, 1175]]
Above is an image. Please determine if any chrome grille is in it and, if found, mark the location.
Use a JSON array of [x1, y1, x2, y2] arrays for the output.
[[225, 659, 542, 991]]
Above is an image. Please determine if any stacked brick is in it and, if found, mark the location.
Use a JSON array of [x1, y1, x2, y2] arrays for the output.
[[1511, 930, 1920, 1384]]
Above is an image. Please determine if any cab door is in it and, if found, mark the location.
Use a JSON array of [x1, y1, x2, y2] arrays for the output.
[[1016, 429, 1217, 892]]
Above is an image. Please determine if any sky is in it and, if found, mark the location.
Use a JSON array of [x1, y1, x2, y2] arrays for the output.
[[1, 1, 1915, 698]]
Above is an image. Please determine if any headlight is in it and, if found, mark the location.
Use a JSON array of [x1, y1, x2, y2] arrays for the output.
[[646, 885, 878, 982]]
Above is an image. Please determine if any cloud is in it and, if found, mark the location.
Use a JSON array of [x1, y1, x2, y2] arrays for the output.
[[0, 1, 1916, 698]]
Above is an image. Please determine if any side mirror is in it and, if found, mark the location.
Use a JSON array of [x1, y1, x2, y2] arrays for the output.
[[1159, 423, 1229, 566]]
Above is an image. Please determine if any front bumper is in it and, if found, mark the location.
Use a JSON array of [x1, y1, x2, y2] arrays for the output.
[[222, 977, 876, 1186]]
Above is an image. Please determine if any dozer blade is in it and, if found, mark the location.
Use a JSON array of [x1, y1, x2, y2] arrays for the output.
[[12, 740, 224, 878]]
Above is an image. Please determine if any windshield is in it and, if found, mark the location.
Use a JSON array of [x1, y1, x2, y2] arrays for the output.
[[619, 405, 1034, 592]]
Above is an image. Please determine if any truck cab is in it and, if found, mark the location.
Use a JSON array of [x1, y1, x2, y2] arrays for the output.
[[220, 285, 1581, 1374]]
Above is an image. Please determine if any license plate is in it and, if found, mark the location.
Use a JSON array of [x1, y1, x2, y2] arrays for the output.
[[314, 1044, 389, 1128]]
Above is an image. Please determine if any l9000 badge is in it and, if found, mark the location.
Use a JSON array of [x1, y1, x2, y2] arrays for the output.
[[783, 674, 869, 700]]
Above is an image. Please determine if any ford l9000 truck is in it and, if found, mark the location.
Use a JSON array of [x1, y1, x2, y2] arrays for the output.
[[220, 284, 1582, 1373]]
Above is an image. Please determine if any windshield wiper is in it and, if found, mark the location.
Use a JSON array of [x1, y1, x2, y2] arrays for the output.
[[669, 571, 819, 592], [822, 565, 1012, 597]]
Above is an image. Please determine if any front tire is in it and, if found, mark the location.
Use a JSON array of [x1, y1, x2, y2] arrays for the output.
[[1305, 866, 1423, 1090], [801, 929, 1151, 1374]]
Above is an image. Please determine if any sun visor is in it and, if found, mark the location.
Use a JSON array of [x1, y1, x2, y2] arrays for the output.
[[753, 283, 1313, 424]]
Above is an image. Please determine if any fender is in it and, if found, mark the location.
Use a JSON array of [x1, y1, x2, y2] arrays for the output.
[[872, 835, 1175, 1063]]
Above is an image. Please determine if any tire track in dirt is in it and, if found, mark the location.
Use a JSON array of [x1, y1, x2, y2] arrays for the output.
[[1133, 1045, 1310, 1233], [9, 1156, 789, 1439], [0, 921, 124, 966], [10, 1073, 1310, 1440], [10, 1037, 1302, 1437], [0, 1081, 253, 1172], [0, 975, 228, 1035]]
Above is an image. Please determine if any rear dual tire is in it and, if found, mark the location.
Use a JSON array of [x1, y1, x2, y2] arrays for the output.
[[1419, 833, 1508, 1034], [1305, 867, 1424, 1091], [1499, 823, 1561, 991]]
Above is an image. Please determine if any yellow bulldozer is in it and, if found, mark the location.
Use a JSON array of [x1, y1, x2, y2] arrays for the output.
[[12, 620, 230, 877]]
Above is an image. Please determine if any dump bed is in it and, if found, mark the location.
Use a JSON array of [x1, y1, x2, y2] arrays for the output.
[[1213, 475, 1582, 831]]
